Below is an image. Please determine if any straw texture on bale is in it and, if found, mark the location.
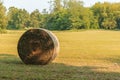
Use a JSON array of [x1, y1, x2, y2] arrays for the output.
[[17, 28, 59, 65]]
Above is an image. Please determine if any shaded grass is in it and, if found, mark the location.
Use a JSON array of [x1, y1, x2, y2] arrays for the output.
[[0, 54, 120, 80], [0, 30, 120, 80]]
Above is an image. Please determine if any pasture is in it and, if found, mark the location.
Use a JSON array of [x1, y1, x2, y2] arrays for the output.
[[0, 30, 120, 80]]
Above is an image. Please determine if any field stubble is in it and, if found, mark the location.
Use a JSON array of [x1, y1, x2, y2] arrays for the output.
[[0, 30, 120, 80]]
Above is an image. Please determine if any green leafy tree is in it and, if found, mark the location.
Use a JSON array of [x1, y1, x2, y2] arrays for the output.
[[5, 0, 120, 30], [92, 2, 120, 29], [46, 0, 94, 30], [7, 7, 19, 29], [7, 7, 30, 29], [102, 19, 117, 29], [67, 0, 84, 29], [80, 8, 95, 29], [112, 3, 120, 29], [45, 0, 71, 30], [45, 9, 71, 30], [0, 1, 7, 31], [30, 9, 42, 28], [115, 11, 120, 29], [19, 9, 30, 29], [53, 0, 62, 12], [92, 2, 104, 29]]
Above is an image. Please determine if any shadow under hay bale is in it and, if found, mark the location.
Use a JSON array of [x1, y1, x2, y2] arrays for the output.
[[17, 28, 59, 65]]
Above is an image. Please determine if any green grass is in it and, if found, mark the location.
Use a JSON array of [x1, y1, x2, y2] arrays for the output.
[[0, 30, 120, 80]]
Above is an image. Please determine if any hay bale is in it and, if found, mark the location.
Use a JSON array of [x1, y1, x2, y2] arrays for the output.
[[17, 28, 59, 65]]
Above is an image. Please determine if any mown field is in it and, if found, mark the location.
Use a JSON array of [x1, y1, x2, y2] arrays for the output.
[[0, 30, 120, 80]]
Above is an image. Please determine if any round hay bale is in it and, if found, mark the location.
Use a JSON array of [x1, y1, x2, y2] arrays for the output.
[[17, 28, 59, 65]]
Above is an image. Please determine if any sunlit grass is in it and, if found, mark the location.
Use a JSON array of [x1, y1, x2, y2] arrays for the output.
[[0, 30, 120, 80], [55, 30, 120, 72], [0, 30, 24, 54]]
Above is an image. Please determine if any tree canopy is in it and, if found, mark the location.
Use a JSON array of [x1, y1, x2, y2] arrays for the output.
[[0, 1, 7, 30], [0, 0, 120, 30]]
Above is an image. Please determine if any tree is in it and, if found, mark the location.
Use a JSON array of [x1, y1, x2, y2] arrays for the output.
[[102, 19, 117, 29], [30, 9, 42, 28], [48, 0, 62, 13], [4, 0, 120, 30], [115, 11, 120, 29], [7, 7, 30, 29], [19, 9, 30, 29], [0, 1, 7, 31], [67, 0, 84, 29], [80, 8, 95, 29], [112, 3, 120, 29], [91, 2, 120, 29], [44, 0, 72, 30], [45, 9, 71, 30], [53, 0, 62, 12], [46, 0, 95, 30], [7, 7, 19, 29]]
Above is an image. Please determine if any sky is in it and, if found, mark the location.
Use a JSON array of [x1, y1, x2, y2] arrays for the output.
[[3, 0, 120, 13]]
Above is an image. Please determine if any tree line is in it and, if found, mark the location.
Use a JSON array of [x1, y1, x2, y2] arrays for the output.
[[0, 0, 120, 31]]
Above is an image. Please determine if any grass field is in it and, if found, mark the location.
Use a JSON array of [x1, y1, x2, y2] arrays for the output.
[[0, 30, 120, 80]]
